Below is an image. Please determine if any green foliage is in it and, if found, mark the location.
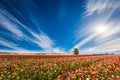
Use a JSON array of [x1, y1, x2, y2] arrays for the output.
[[73, 48, 79, 55]]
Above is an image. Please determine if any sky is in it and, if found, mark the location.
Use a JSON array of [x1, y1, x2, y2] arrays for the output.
[[0, 0, 120, 54]]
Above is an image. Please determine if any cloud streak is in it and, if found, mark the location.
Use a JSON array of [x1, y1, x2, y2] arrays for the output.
[[0, 8, 65, 53], [0, 38, 27, 51], [71, 0, 120, 53], [85, 0, 120, 16], [0, 9, 24, 38]]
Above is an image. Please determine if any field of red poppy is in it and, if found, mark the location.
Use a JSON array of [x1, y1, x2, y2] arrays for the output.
[[0, 54, 120, 80]]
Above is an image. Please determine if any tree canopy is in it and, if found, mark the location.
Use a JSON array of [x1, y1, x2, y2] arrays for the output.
[[73, 48, 79, 55]]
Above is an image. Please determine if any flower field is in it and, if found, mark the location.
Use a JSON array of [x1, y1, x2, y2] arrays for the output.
[[0, 54, 120, 80]]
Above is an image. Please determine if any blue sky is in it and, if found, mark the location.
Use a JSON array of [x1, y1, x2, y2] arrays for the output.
[[0, 0, 120, 54]]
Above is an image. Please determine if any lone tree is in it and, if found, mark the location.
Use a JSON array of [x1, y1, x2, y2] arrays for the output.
[[73, 48, 79, 55]]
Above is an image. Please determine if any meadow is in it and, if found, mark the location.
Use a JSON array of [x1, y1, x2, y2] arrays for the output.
[[0, 54, 120, 80]]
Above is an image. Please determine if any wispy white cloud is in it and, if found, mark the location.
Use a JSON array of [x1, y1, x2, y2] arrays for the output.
[[0, 38, 27, 51], [0, 9, 65, 53], [83, 37, 120, 53], [31, 32, 54, 49], [71, 0, 120, 53], [52, 47, 66, 53], [85, 0, 120, 16], [70, 34, 97, 51], [24, 32, 54, 51], [24, 32, 66, 53], [78, 19, 120, 53], [0, 9, 24, 38]]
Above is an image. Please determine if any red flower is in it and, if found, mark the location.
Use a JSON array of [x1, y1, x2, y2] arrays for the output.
[[115, 78, 120, 80], [31, 78, 35, 80]]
